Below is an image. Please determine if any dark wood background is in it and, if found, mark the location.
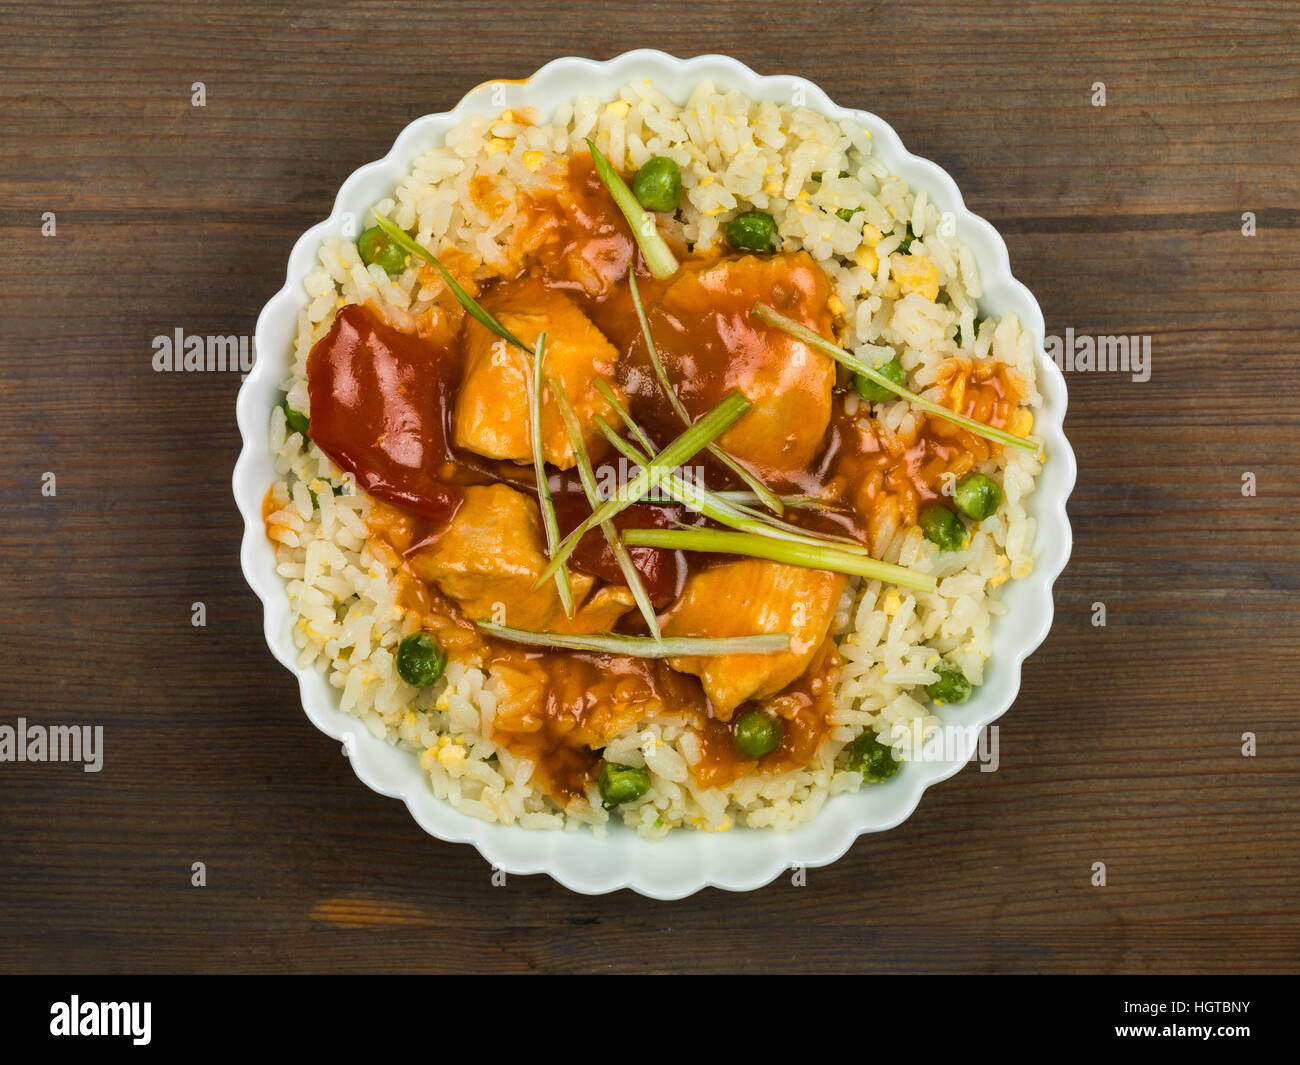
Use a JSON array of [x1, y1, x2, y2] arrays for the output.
[[1, 0, 1296, 974]]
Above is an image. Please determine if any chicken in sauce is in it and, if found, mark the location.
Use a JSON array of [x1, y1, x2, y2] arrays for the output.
[[289, 146, 1027, 812]]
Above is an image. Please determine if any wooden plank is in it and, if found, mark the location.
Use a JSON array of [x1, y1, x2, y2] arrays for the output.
[[0, 0, 1296, 974]]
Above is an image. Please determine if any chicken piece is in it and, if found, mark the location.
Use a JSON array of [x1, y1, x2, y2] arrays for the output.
[[659, 559, 847, 718], [645, 252, 836, 479], [408, 484, 634, 633], [453, 283, 623, 469]]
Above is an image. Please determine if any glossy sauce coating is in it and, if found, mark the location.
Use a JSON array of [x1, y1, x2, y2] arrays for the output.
[[551, 494, 699, 609], [693, 637, 840, 789], [306, 304, 466, 523], [486, 649, 705, 802]]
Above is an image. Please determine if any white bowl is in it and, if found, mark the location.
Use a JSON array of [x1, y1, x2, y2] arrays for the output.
[[233, 49, 1076, 899]]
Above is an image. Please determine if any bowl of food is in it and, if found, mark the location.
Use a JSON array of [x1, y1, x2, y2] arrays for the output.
[[234, 49, 1075, 898]]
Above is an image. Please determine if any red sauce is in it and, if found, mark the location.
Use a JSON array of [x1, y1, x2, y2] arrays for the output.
[[306, 304, 466, 523]]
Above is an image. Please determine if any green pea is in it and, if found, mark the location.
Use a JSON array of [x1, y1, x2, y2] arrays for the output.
[[282, 398, 310, 439], [953, 473, 1002, 521], [846, 731, 901, 783], [732, 708, 783, 759], [919, 504, 966, 552], [396, 632, 447, 688], [727, 210, 778, 252], [853, 356, 906, 403], [357, 225, 407, 275], [631, 156, 681, 213], [598, 762, 651, 807], [926, 661, 971, 704], [896, 222, 916, 255]]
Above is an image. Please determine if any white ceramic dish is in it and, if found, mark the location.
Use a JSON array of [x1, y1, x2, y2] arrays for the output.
[[233, 50, 1076, 899]]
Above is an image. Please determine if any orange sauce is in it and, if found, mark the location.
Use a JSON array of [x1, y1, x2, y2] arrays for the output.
[[802, 361, 1024, 549], [484, 649, 704, 803], [469, 174, 511, 219], [693, 638, 840, 790]]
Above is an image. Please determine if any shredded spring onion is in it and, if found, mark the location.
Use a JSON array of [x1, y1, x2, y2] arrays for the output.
[[591, 389, 867, 550], [548, 376, 661, 638], [621, 528, 938, 593], [533, 390, 752, 588], [528, 334, 574, 616], [477, 621, 790, 658], [585, 139, 679, 279], [593, 417, 872, 555], [751, 301, 1039, 454], [594, 379, 655, 453], [715, 492, 825, 510]]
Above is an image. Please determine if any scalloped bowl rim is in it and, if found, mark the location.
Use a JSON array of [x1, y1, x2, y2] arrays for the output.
[[233, 50, 1076, 900]]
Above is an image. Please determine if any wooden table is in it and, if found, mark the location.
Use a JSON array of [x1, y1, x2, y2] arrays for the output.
[[2, 0, 1296, 974]]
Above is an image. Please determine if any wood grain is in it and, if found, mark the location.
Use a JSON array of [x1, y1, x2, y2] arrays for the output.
[[0, 0, 1297, 974]]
